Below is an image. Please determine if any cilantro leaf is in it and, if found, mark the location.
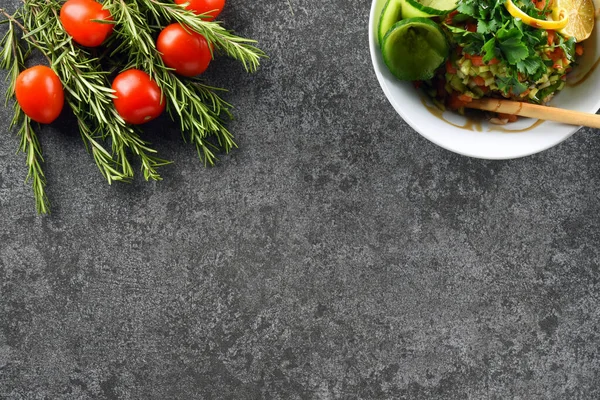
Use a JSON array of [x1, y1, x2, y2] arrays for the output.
[[496, 28, 529, 64], [516, 56, 545, 81], [482, 37, 499, 63], [496, 76, 528, 95], [456, 2, 476, 17], [444, 25, 485, 55], [477, 19, 499, 34], [523, 30, 544, 48], [557, 36, 576, 61], [489, 0, 507, 23]]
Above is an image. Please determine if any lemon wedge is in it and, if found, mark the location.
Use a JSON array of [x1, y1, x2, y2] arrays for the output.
[[553, 0, 595, 42], [505, 0, 569, 30]]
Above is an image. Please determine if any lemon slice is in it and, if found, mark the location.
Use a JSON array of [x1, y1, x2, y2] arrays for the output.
[[553, 0, 595, 42], [505, 0, 569, 30]]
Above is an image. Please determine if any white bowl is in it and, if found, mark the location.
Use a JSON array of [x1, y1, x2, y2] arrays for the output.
[[369, 0, 600, 159]]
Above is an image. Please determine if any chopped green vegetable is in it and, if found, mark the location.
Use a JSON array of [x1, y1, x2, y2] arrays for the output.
[[446, 0, 575, 96]]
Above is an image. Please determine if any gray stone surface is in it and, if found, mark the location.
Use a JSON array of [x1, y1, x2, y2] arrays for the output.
[[2, 0, 600, 399]]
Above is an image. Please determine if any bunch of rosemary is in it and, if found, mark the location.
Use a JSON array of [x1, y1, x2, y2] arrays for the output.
[[0, 0, 265, 214]]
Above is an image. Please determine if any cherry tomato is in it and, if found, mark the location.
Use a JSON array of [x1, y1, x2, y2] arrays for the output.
[[174, 0, 225, 20], [112, 69, 165, 125], [15, 66, 64, 124], [157, 23, 212, 77], [60, 0, 113, 47]]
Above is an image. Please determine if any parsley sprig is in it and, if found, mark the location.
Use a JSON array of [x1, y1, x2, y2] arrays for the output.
[[446, 0, 575, 95]]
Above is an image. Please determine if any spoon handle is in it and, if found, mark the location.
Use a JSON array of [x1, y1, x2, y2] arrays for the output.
[[466, 98, 600, 129]]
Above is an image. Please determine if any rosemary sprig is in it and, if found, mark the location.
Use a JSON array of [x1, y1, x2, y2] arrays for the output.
[[106, 0, 265, 165], [0, 12, 29, 102], [141, 0, 266, 73], [0, 16, 49, 214], [18, 114, 50, 214], [24, 0, 169, 181], [0, 0, 265, 212]]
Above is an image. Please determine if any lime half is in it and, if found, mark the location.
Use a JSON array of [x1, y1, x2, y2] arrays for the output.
[[382, 18, 449, 81], [402, 0, 458, 18]]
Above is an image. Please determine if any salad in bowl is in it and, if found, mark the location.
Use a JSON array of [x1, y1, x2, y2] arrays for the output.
[[369, 0, 600, 159]]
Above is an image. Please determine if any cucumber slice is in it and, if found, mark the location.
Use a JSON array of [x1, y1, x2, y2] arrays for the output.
[[401, 0, 458, 18], [400, 0, 434, 18], [381, 18, 449, 81], [378, 0, 403, 46]]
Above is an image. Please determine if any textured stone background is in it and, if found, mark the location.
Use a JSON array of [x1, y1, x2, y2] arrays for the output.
[[2, 0, 600, 399]]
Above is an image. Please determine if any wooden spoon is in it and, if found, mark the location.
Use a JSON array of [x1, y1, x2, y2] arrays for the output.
[[465, 98, 600, 129]]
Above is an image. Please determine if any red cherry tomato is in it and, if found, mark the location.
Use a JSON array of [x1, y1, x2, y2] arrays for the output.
[[60, 0, 113, 47], [174, 0, 225, 20], [15, 66, 64, 124], [112, 69, 165, 125], [157, 23, 212, 77]]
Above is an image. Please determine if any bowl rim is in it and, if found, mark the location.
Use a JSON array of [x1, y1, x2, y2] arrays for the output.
[[367, 0, 588, 160]]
